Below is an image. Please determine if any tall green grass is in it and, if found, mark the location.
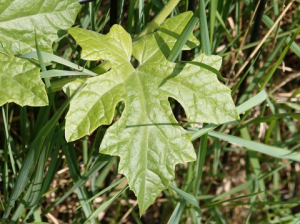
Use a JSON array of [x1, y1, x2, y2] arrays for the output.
[[1, 0, 300, 223]]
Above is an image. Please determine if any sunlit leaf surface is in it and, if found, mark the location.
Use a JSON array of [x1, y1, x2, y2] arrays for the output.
[[0, 54, 48, 106], [64, 12, 239, 214], [0, 0, 81, 106], [0, 0, 81, 55]]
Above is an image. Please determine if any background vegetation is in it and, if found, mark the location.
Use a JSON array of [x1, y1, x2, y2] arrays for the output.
[[1, 0, 300, 223]]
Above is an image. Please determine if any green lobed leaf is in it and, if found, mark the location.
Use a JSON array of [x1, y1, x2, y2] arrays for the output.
[[64, 12, 239, 214], [0, 0, 81, 106], [0, 0, 81, 56], [0, 54, 48, 106]]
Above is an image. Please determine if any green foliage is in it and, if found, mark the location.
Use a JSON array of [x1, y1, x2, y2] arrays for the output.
[[2, 0, 299, 223], [0, 0, 81, 55], [0, 0, 81, 106], [0, 54, 48, 106], [64, 12, 239, 213]]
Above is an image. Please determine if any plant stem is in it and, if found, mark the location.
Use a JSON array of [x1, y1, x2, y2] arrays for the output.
[[2, 105, 16, 174], [89, 1, 95, 31]]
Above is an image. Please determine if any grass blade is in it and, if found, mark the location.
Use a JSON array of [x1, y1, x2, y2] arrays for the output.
[[236, 90, 268, 114], [204, 191, 261, 208], [169, 184, 200, 208], [134, 0, 180, 41], [19, 51, 98, 77], [213, 161, 291, 201], [194, 133, 208, 196], [84, 186, 129, 223], [167, 198, 186, 224], [77, 177, 126, 210], [41, 155, 111, 216], [1, 83, 86, 223], [208, 131, 300, 162], [259, 24, 300, 91], [209, 0, 218, 49], [40, 70, 95, 78], [167, 16, 199, 62], [63, 143, 95, 221], [1, 105, 16, 175], [240, 113, 300, 129], [198, 0, 211, 54]]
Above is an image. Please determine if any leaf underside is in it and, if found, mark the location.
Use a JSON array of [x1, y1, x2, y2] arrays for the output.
[[64, 12, 239, 214], [0, 0, 81, 106]]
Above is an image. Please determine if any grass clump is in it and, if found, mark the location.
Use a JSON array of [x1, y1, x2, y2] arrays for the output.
[[1, 0, 300, 223]]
